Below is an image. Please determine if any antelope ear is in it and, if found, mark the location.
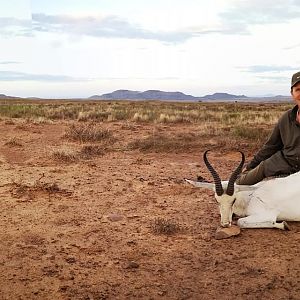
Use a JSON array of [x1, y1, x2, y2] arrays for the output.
[[185, 179, 215, 191], [234, 184, 257, 192]]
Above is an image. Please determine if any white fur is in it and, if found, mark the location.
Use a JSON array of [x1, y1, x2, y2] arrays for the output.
[[185, 172, 300, 229]]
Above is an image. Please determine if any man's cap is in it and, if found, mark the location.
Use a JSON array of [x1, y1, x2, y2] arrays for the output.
[[291, 71, 300, 88]]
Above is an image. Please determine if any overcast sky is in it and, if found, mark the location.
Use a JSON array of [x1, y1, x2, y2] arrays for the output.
[[0, 0, 299, 98]]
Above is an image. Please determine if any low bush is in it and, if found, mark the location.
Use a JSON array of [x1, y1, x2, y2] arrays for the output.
[[64, 124, 114, 143], [51, 148, 78, 163], [127, 133, 199, 152], [151, 217, 182, 235]]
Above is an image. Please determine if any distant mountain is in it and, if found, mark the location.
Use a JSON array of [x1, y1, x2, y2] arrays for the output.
[[0, 91, 292, 102], [90, 90, 140, 100], [0, 94, 18, 99], [140, 90, 197, 100], [89, 90, 292, 102], [89, 89, 199, 101], [199, 92, 248, 100]]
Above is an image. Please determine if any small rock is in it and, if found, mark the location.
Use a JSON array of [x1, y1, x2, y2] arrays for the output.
[[107, 214, 123, 222], [124, 261, 139, 269], [45, 254, 56, 261], [126, 240, 137, 246], [215, 225, 241, 240], [66, 257, 76, 263], [127, 214, 139, 219], [60, 286, 68, 292]]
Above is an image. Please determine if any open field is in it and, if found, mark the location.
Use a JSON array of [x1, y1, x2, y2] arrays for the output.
[[0, 100, 299, 300]]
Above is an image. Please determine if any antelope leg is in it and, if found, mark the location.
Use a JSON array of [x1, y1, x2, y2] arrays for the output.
[[237, 215, 288, 230]]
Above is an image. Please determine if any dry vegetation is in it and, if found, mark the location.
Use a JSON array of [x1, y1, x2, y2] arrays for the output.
[[0, 99, 292, 152], [0, 98, 290, 125], [10, 174, 71, 201], [150, 217, 183, 235], [4, 137, 23, 147], [64, 124, 114, 143], [0, 98, 298, 300]]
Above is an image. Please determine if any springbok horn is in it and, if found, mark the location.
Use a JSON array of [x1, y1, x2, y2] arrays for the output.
[[203, 150, 224, 196], [226, 151, 245, 196]]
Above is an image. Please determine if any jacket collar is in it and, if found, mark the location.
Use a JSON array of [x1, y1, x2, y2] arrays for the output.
[[291, 105, 298, 121], [290, 105, 300, 125]]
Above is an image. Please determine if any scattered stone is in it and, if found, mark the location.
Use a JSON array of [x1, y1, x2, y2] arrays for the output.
[[127, 214, 139, 219], [66, 257, 76, 264], [126, 240, 137, 246], [107, 213, 123, 222], [215, 225, 241, 240], [59, 286, 68, 292], [124, 261, 139, 269], [44, 254, 56, 261]]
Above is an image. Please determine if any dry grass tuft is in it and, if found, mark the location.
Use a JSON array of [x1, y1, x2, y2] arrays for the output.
[[52, 144, 106, 162], [10, 175, 70, 200], [4, 119, 15, 125], [31, 117, 53, 124], [4, 137, 23, 147], [132, 112, 151, 122], [151, 217, 182, 235], [64, 124, 114, 143], [231, 125, 270, 142], [127, 132, 200, 152], [51, 148, 78, 163], [79, 145, 105, 159]]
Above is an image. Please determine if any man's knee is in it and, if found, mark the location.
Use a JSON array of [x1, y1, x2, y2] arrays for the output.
[[236, 162, 265, 185]]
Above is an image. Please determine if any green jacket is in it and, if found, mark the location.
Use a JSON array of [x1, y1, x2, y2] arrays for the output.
[[247, 105, 300, 177]]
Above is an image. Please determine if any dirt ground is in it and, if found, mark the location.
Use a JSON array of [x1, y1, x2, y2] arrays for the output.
[[0, 119, 299, 300]]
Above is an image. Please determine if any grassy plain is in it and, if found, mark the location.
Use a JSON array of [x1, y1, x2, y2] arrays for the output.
[[0, 99, 299, 300], [0, 99, 293, 151]]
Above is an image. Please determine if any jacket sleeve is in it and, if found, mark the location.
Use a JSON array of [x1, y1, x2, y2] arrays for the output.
[[246, 121, 283, 170]]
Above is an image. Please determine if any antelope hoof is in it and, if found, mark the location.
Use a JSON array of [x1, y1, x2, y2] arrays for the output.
[[283, 221, 291, 231], [221, 223, 231, 228]]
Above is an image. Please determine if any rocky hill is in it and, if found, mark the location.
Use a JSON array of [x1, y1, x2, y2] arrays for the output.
[[199, 92, 248, 100], [89, 90, 292, 102], [1, 91, 291, 102], [0, 94, 18, 99], [89, 89, 200, 101]]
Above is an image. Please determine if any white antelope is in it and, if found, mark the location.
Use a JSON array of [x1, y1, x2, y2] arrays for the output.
[[186, 150, 300, 230]]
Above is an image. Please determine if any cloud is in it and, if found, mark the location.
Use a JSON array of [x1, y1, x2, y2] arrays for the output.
[[240, 65, 298, 73], [0, 13, 244, 41], [0, 71, 88, 82], [283, 43, 300, 50], [2, 1, 300, 42], [31, 13, 205, 43], [32, 12, 260, 42], [0, 17, 32, 37], [219, 0, 300, 34], [30, 2, 300, 42], [0, 61, 21, 65], [239, 65, 298, 85], [0, 17, 30, 27]]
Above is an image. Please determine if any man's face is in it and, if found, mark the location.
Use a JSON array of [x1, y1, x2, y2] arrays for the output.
[[291, 82, 300, 105]]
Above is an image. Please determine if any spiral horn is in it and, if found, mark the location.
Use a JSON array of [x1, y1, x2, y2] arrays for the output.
[[203, 150, 224, 196], [226, 151, 245, 196]]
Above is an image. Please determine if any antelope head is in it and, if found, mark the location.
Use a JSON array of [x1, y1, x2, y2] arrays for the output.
[[204, 150, 245, 227]]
